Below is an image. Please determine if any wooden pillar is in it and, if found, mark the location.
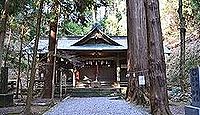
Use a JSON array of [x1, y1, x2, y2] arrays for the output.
[[116, 54, 120, 87], [59, 71, 63, 98], [117, 67, 120, 82], [57, 58, 61, 87], [71, 69, 76, 87]]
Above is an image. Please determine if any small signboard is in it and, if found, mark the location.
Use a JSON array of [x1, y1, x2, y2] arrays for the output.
[[139, 75, 145, 85], [185, 66, 200, 115], [190, 66, 200, 108]]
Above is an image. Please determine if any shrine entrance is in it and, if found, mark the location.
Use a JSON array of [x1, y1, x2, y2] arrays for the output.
[[80, 59, 116, 82], [59, 47, 127, 88]]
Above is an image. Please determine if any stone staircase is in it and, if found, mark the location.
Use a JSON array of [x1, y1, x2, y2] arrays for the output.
[[65, 87, 123, 97]]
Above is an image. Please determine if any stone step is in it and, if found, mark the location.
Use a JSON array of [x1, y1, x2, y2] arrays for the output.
[[65, 88, 122, 97]]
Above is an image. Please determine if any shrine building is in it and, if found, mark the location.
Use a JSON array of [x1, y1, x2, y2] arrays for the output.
[[25, 24, 170, 88]]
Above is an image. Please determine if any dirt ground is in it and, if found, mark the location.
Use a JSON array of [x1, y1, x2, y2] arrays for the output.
[[0, 98, 60, 115], [0, 105, 49, 115]]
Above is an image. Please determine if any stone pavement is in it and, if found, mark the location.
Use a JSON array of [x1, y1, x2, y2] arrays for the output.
[[44, 97, 150, 115]]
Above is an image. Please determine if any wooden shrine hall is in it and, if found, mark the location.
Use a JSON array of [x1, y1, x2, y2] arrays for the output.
[[30, 25, 128, 89], [25, 24, 170, 90]]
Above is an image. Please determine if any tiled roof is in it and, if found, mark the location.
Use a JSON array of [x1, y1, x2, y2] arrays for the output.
[[24, 36, 127, 53], [24, 36, 171, 54]]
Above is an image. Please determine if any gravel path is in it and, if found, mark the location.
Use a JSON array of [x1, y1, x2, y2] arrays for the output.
[[170, 105, 185, 115], [44, 97, 150, 115]]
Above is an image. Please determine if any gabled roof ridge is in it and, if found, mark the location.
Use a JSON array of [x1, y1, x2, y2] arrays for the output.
[[71, 26, 99, 46], [71, 26, 122, 46]]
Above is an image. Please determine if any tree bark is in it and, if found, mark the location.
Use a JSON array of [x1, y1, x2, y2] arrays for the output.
[[178, 0, 186, 94], [126, 0, 149, 105], [145, 0, 172, 114], [24, 0, 43, 114], [15, 27, 24, 99], [0, 0, 9, 68], [43, 0, 59, 98], [4, 29, 12, 67]]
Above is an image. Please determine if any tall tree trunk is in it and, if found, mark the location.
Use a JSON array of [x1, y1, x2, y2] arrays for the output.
[[15, 27, 24, 99], [4, 29, 12, 67], [43, 0, 59, 98], [26, 53, 30, 88], [145, 0, 172, 114], [0, 0, 9, 68], [178, 0, 186, 94], [24, 0, 43, 114], [126, 0, 149, 105]]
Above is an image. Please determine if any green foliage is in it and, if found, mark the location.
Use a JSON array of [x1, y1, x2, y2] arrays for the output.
[[160, 0, 179, 40], [74, 0, 95, 13], [180, 0, 200, 29], [62, 21, 91, 35], [191, 0, 200, 25], [166, 37, 200, 92], [0, 0, 31, 16], [160, 0, 199, 101], [99, 0, 127, 36], [160, 0, 200, 40], [0, 0, 39, 71], [2, 42, 28, 71]]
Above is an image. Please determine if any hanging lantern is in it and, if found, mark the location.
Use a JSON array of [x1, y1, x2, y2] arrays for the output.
[[89, 61, 93, 65], [85, 61, 88, 65], [101, 60, 104, 65], [106, 60, 108, 65]]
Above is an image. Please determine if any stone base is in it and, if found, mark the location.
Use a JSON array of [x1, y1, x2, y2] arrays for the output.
[[185, 105, 200, 115], [0, 93, 14, 107]]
